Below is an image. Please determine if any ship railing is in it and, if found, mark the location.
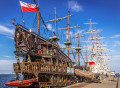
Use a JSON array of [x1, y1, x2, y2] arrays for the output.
[[39, 82, 52, 87], [13, 62, 69, 74]]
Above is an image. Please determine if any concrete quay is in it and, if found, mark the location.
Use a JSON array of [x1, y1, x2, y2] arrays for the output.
[[63, 77, 119, 88]]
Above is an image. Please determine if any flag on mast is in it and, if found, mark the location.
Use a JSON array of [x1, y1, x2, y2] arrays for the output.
[[20, 1, 38, 12], [89, 60, 95, 65]]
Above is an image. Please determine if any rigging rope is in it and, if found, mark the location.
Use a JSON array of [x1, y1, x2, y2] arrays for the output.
[[32, 13, 37, 29]]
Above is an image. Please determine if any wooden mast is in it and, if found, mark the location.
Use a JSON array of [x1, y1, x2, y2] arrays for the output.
[[90, 19, 94, 54], [61, 21, 81, 59], [98, 36, 102, 64], [71, 24, 84, 66], [95, 27, 99, 63], [33, 0, 40, 35], [54, 7, 56, 36], [34, 0, 49, 35], [84, 19, 98, 55], [38, 10, 40, 35], [77, 24, 80, 66], [46, 8, 73, 44], [75, 28, 83, 66], [67, 11, 70, 58]]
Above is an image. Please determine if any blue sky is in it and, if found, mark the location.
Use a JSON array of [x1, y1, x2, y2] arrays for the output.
[[0, 0, 120, 73]]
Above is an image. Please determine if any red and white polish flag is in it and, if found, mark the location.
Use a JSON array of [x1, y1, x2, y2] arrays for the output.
[[20, 1, 38, 12], [89, 60, 95, 65]]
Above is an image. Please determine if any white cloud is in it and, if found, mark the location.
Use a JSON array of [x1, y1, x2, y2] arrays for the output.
[[75, 30, 84, 36], [0, 25, 14, 39], [4, 55, 13, 59], [113, 55, 120, 59], [110, 49, 116, 52], [109, 55, 120, 72], [0, 59, 16, 73], [6, 36, 14, 39], [96, 29, 103, 33], [68, 0, 83, 12], [46, 23, 54, 32], [113, 41, 120, 47], [64, 31, 73, 39], [64, 29, 84, 40], [0, 25, 14, 35], [58, 42, 66, 47], [110, 34, 120, 38]]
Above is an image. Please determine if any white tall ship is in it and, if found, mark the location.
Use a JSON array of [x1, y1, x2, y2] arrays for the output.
[[82, 19, 111, 75]]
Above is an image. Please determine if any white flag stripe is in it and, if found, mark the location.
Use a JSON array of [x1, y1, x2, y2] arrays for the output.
[[20, 1, 37, 8]]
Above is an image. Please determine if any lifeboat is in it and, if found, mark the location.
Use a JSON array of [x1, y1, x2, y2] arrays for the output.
[[5, 78, 36, 87]]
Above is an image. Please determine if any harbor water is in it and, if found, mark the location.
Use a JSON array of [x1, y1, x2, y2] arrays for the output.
[[0, 74, 22, 88]]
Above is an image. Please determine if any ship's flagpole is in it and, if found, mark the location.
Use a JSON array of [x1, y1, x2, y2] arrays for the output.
[[33, 0, 40, 35], [38, 9, 40, 35], [34, 0, 49, 35], [54, 7, 56, 36], [19, 0, 25, 26]]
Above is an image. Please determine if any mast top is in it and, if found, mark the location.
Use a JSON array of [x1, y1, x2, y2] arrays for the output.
[[84, 19, 98, 30]]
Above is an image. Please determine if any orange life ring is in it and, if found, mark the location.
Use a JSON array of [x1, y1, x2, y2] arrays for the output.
[[38, 50, 42, 55]]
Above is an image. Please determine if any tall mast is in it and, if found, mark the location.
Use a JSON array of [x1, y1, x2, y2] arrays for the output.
[[61, 12, 81, 58], [38, 10, 40, 35], [77, 24, 80, 66], [34, 0, 40, 35], [72, 24, 83, 66], [99, 36, 102, 64], [90, 19, 94, 54], [46, 8, 73, 44], [54, 7, 56, 36], [67, 11, 70, 58], [95, 27, 99, 63], [84, 19, 98, 56]]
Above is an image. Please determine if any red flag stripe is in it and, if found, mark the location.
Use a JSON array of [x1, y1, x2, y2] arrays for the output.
[[21, 6, 38, 12], [20, 1, 38, 12], [89, 61, 95, 65]]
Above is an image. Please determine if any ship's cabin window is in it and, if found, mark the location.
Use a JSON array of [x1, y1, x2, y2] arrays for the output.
[[69, 63, 72, 68], [41, 45, 47, 50], [44, 58, 50, 64], [63, 61, 66, 66], [53, 58, 56, 65], [58, 60, 62, 66], [48, 46, 52, 50], [35, 59, 40, 62], [53, 48, 57, 54], [71, 62, 73, 67], [67, 62, 69, 67], [58, 60, 61, 66]]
